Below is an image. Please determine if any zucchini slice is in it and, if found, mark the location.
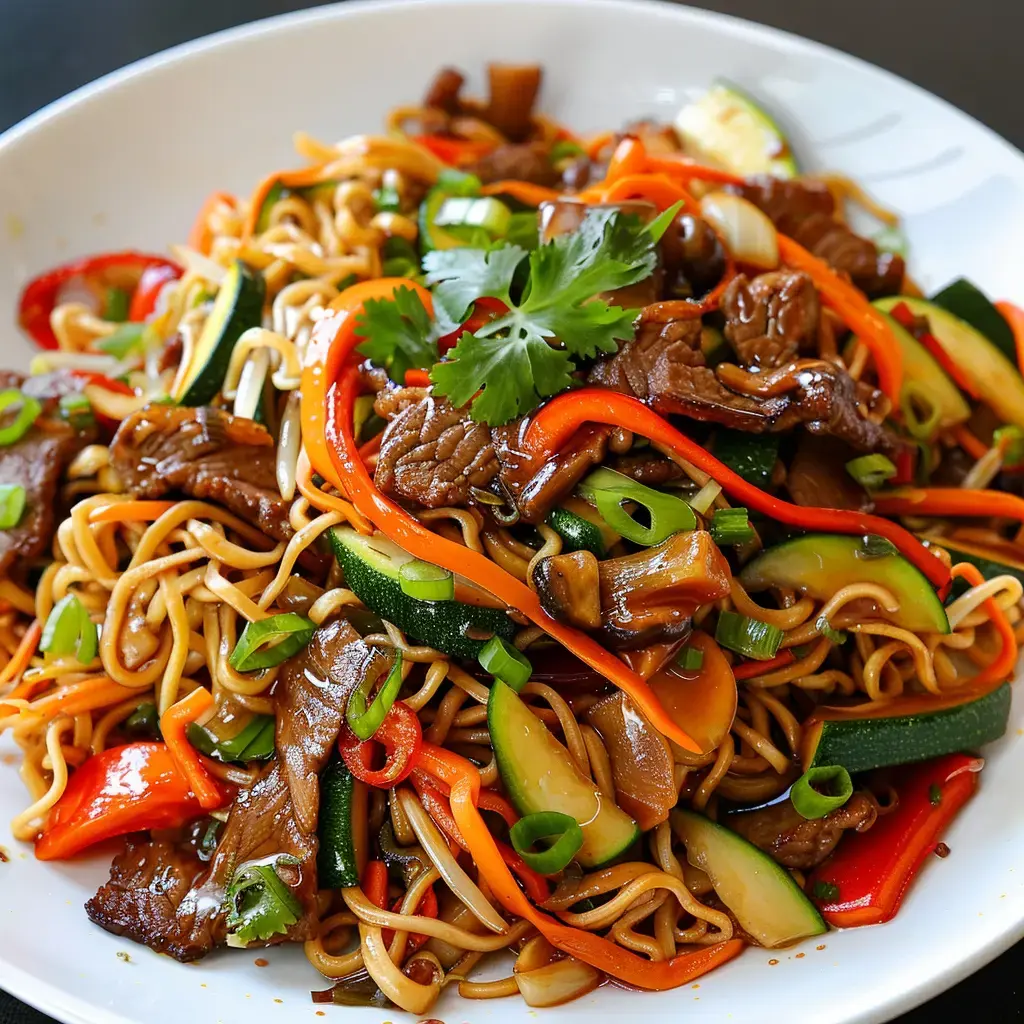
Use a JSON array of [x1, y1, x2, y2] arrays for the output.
[[930, 278, 1016, 362], [804, 683, 1011, 773], [328, 527, 515, 659], [317, 760, 366, 889], [739, 533, 949, 634], [545, 496, 621, 558], [672, 809, 826, 948], [876, 296, 1024, 429], [173, 260, 265, 406], [674, 81, 798, 178], [489, 680, 639, 868]]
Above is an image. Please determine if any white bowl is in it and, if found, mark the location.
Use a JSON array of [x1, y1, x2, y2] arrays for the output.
[[2, 2, 1023, 1022]]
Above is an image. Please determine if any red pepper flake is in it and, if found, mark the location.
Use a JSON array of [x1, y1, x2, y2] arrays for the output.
[[0, 847, 9, 863], [316, 1014, 326, 1019], [934, 842, 951, 859], [816, 944, 827, 951], [795, 953, 806, 959], [768, 959, 780, 966], [254, 958, 269, 968]]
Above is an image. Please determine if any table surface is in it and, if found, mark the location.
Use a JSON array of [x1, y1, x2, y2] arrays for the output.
[[1, 0, 1022, 1021]]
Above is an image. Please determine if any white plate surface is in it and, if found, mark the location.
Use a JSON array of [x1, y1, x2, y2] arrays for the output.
[[1, 2, 1023, 1022]]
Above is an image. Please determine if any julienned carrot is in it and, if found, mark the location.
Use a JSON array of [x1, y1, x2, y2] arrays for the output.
[[584, 130, 616, 161], [995, 300, 1024, 377], [89, 501, 177, 525], [776, 235, 903, 401], [524, 389, 949, 589], [585, 173, 701, 215], [645, 154, 746, 186], [25, 677, 135, 722], [417, 743, 745, 989], [241, 165, 334, 240], [732, 650, 796, 680], [950, 563, 1018, 686], [362, 860, 389, 910], [604, 137, 650, 182], [0, 619, 41, 688], [874, 487, 1024, 528], [479, 180, 563, 206], [952, 424, 990, 463], [187, 191, 237, 256], [159, 687, 223, 811], [404, 368, 432, 387]]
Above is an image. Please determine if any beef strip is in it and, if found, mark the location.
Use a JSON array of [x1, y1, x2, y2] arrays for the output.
[[727, 793, 878, 870], [0, 370, 95, 575], [785, 433, 872, 511], [470, 143, 559, 187], [423, 67, 465, 114], [733, 176, 904, 298], [86, 618, 381, 961], [609, 451, 686, 485], [109, 405, 294, 542], [484, 64, 543, 142]]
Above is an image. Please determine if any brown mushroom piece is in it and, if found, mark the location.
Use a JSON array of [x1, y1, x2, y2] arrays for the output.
[[534, 530, 732, 649], [531, 550, 602, 631]]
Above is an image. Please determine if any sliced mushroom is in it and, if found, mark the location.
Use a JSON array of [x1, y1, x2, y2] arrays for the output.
[[533, 549, 602, 630]]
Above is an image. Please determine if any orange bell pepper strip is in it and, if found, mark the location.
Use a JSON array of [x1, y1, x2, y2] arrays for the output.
[[951, 424, 990, 462], [361, 859, 389, 909], [187, 191, 237, 256], [159, 687, 225, 811], [35, 741, 231, 861], [89, 500, 177, 525], [874, 487, 1024, 532], [413, 134, 495, 167], [808, 753, 982, 927], [416, 742, 745, 989], [995, 300, 1024, 377], [522, 388, 950, 589], [776, 235, 903, 401], [731, 650, 796, 681], [604, 137, 650, 182]]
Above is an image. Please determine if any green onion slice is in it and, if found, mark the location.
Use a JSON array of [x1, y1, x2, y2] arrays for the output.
[[40, 593, 98, 663], [509, 811, 584, 874], [675, 645, 704, 671], [229, 612, 316, 672], [549, 140, 586, 163], [815, 614, 848, 645], [901, 381, 942, 442], [714, 610, 784, 660], [346, 651, 404, 741], [95, 322, 146, 359], [995, 425, 1024, 468], [0, 484, 26, 529], [436, 168, 482, 195], [399, 559, 454, 601], [188, 714, 276, 763], [0, 390, 42, 447], [845, 454, 897, 490], [434, 196, 512, 238], [791, 765, 854, 820], [373, 185, 402, 213], [578, 468, 696, 547], [58, 392, 94, 429], [104, 287, 131, 323], [479, 636, 532, 692], [709, 507, 755, 546]]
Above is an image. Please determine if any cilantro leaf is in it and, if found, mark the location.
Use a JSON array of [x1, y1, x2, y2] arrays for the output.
[[225, 856, 302, 946], [428, 207, 661, 424], [354, 286, 437, 380]]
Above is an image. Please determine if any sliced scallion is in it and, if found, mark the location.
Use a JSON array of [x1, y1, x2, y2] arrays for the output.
[[398, 559, 454, 601], [373, 185, 402, 213], [578, 467, 696, 547], [105, 287, 131, 322], [714, 610, 783, 660], [434, 196, 512, 239], [815, 614, 848, 645], [346, 651, 404, 741], [478, 636, 532, 692], [0, 390, 41, 447], [0, 484, 26, 529], [995, 425, 1024, 468], [436, 168, 482, 196], [900, 381, 942, 442], [509, 811, 584, 874], [709, 507, 755, 546], [188, 714, 276, 763], [229, 612, 316, 672], [549, 140, 585, 163], [845, 454, 897, 490], [675, 645, 704, 671], [791, 765, 853, 820], [95, 322, 146, 360], [58, 392, 94, 429], [40, 593, 98, 663]]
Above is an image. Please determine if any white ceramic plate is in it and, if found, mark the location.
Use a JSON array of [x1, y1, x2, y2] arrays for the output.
[[2, 1, 1023, 1021]]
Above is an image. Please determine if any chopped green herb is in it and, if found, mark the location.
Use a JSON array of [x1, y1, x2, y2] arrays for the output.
[[372, 185, 402, 213], [812, 880, 840, 902], [225, 857, 302, 946], [104, 287, 131, 323], [95, 322, 146, 360], [929, 782, 942, 807], [354, 286, 438, 381]]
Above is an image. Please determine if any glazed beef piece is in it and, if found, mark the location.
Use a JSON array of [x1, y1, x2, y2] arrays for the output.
[[785, 434, 872, 511], [423, 63, 543, 143], [109, 405, 293, 542], [470, 143, 558, 187], [609, 451, 686, 486], [86, 619, 382, 961], [0, 371, 95, 574], [732, 176, 904, 298], [727, 793, 878, 870], [423, 66, 465, 114]]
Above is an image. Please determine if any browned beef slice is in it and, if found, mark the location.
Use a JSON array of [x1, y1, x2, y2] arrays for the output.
[[470, 143, 558, 187], [373, 388, 499, 508], [109, 405, 293, 542], [722, 270, 820, 368], [734, 176, 904, 298], [786, 433, 872, 511], [485, 64, 543, 142], [609, 451, 685, 485], [728, 793, 877, 870], [85, 837, 212, 961], [86, 619, 379, 961], [424, 67, 465, 113]]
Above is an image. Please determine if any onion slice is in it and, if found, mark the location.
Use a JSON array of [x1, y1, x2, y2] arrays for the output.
[[514, 955, 602, 1007], [700, 190, 779, 269]]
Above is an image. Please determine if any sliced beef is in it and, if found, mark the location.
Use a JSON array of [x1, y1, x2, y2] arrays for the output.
[[424, 67, 465, 114], [660, 211, 727, 301], [610, 451, 686, 486], [485, 64, 543, 142], [86, 618, 380, 961], [109, 405, 293, 542], [721, 270, 820, 369], [373, 388, 499, 508], [786, 433, 872, 511], [733, 176, 904, 298], [470, 143, 558, 187], [727, 793, 878, 870]]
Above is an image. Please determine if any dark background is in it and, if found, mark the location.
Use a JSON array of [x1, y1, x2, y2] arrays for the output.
[[0, 0, 1021, 1021]]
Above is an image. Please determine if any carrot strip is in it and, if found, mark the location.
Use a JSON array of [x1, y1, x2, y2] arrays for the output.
[[479, 180, 563, 206], [89, 501, 177, 525], [777, 235, 903, 401], [584, 131, 616, 161], [995, 300, 1024, 377], [732, 650, 796, 680], [241, 165, 334, 241], [404, 368, 432, 387], [159, 688, 224, 811], [645, 154, 745, 186], [874, 487, 1024, 528], [605, 137, 650, 182], [952, 424, 990, 463], [0, 620, 41, 689], [362, 860, 389, 909], [599, 173, 701, 215], [187, 191, 236, 256], [418, 743, 745, 989], [950, 563, 1018, 685]]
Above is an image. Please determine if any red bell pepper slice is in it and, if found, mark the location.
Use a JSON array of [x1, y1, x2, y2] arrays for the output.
[[413, 134, 495, 166], [808, 753, 983, 927], [437, 296, 508, 353], [18, 252, 182, 350], [382, 884, 439, 952], [127, 262, 183, 322], [338, 700, 422, 788], [34, 741, 231, 861]]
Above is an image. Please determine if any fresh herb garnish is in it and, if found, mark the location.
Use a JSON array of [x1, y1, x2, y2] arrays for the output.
[[929, 782, 942, 807], [225, 856, 302, 946], [812, 880, 840, 902], [354, 286, 439, 382]]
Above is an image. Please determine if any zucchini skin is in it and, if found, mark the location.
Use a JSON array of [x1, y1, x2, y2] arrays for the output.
[[546, 507, 606, 557], [317, 760, 360, 889]]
